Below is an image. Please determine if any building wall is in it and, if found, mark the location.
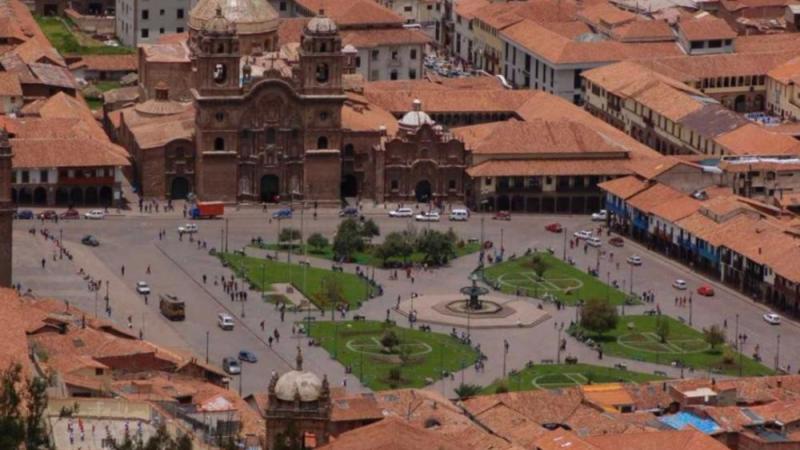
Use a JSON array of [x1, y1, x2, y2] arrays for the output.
[[766, 76, 800, 120], [357, 43, 425, 81], [116, 0, 193, 47]]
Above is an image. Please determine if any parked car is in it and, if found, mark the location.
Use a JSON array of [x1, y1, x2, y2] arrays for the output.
[[178, 223, 198, 234], [545, 223, 563, 233], [339, 206, 359, 218], [493, 211, 511, 221], [697, 285, 715, 297], [238, 350, 258, 363], [38, 210, 57, 220], [84, 209, 105, 220], [591, 210, 608, 221], [415, 211, 440, 222], [673, 279, 687, 290], [272, 208, 293, 219], [627, 255, 642, 266], [449, 208, 469, 221], [586, 236, 602, 247], [222, 357, 241, 375], [763, 313, 781, 325], [136, 281, 151, 295], [574, 230, 592, 240], [388, 207, 413, 218], [609, 237, 624, 247], [218, 313, 234, 330], [59, 209, 80, 220], [81, 235, 100, 247], [14, 210, 33, 220]]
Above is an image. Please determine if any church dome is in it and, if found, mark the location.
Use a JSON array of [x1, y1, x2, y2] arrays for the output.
[[399, 99, 435, 128], [306, 12, 337, 34], [274, 370, 323, 402], [189, 0, 279, 35]]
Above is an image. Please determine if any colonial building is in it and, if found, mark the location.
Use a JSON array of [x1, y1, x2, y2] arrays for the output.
[[0, 128, 11, 287]]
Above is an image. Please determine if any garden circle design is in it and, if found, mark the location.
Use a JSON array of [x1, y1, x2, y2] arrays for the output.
[[345, 337, 433, 357], [616, 332, 711, 354], [495, 272, 584, 293], [531, 373, 588, 389]]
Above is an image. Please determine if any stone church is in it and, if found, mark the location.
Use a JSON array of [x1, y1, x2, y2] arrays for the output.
[[118, 0, 469, 205]]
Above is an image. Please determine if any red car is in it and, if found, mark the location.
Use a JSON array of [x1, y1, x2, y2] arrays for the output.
[[37, 210, 57, 220], [609, 236, 624, 247], [545, 223, 563, 233], [697, 285, 715, 297], [59, 209, 80, 220], [493, 211, 511, 221]]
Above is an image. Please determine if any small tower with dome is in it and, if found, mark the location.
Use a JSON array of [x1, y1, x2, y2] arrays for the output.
[[190, 5, 241, 95], [299, 10, 345, 96], [265, 346, 332, 449]]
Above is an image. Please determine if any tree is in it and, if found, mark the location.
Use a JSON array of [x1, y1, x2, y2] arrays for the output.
[[373, 232, 414, 266], [279, 227, 302, 247], [703, 324, 726, 351], [333, 219, 365, 261], [529, 255, 548, 280], [0, 362, 50, 450], [360, 218, 380, 244], [24, 375, 48, 449], [580, 298, 618, 337], [319, 275, 346, 309], [454, 383, 482, 400], [416, 230, 456, 266], [111, 423, 194, 450], [306, 233, 329, 253], [380, 330, 400, 350], [655, 316, 670, 344]]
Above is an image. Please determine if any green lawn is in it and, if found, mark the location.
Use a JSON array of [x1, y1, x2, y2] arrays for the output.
[[572, 315, 772, 377], [219, 253, 371, 309], [483, 253, 632, 306], [253, 241, 481, 268], [307, 320, 478, 391], [36, 16, 134, 55], [482, 363, 667, 394], [94, 80, 122, 92]]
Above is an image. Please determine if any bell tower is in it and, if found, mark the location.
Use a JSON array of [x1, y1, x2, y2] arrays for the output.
[[0, 129, 12, 287], [299, 11, 344, 96], [190, 5, 241, 96]]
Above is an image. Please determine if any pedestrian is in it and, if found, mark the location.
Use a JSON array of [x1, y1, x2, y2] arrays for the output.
[[260, 320, 265, 331], [41, 258, 46, 269], [723, 319, 727, 328], [203, 274, 207, 284], [146, 265, 151, 275], [121, 265, 125, 276], [268, 336, 273, 347], [275, 329, 281, 342], [280, 309, 285, 322]]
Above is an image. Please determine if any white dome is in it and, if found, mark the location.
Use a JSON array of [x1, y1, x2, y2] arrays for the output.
[[274, 370, 323, 402], [307, 15, 337, 34], [399, 99, 435, 128]]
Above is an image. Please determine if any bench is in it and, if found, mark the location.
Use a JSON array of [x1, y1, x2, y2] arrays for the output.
[[653, 370, 668, 377], [614, 363, 628, 370], [540, 359, 554, 364], [353, 315, 366, 321]]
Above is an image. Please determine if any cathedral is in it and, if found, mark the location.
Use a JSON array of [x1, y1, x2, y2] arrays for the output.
[[117, 0, 470, 205]]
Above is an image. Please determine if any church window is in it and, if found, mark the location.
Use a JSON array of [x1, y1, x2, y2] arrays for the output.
[[449, 180, 456, 190], [315, 63, 329, 83], [319, 111, 330, 122], [213, 63, 227, 84], [217, 43, 225, 54], [317, 136, 329, 149], [319, 42, 327, 53], [343, 144, 354, 158], [215, 112, 225, 122], [391, 180, 399, 190], [214, 137, 225, 151], [266, 128, 276, 144]]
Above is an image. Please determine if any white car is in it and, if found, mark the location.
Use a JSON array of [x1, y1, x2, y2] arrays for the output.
[[673, 279, 687, 290], [178, 223, 198, 234], [763, 313, 781, 325], [135, 281, 151, 295], [574, 230, 592, 240], [591, 210, 608, 221], [586, 236, 602, 247], [627, 255, 642, 266], [415, 212, 441, 222], [84, 209, 105, 220], [389, 208, 413, 218], [449, 208, 469, 221], [218, 313, 235, 330]]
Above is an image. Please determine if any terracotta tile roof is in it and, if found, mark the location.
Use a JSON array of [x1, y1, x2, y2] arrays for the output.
[[598, 175, 649, 199], [11, 138, 130, 168], [677, 16, 737, 41], [768, 55, 800, 84], [534, 429, 600, 450], [0, 289, 37, 376], [581, 383, 635, 412], [748, 399, 800, 426], [585, 429, 730, 450], [467, 158, 633, 177], [611, 19, 675, 42], [0, 116, 102, 140], [453, 0, 492, 20], [0, 71, 22, 96], [627, 183, 686, 213], [721, 0, 794, 12], [127, 109, 196, 150], [578, 3, 637, 27], [11, 37, 64, 66], [156, 32, 188, 44], [68, 55, 137, 72], [734, 32, 800, 54], [341, 28, 430, 48], [463, 389, 585, 424], [28, 62, 77, 90], [539, 20, 594, 38], [567, 405, 651, 436], [474, 403, 547, 448], [319, 416, 462, 450], [342, 98, 398, 135], [296, 0, 403, 26], [649, 195, 702, 222], [716, 123, 800, 156], [35, 92, 108, 141], [331, 394, 384, 422], [277, 17, 309, 47], [363, 84, 539, 114], [141, 41, 190, 63], [454, 119, 630, 155]]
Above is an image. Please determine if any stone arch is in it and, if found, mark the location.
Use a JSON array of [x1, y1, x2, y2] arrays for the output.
[[497, 195, 510, 211], [341, 174, 358, 198], [214, 137, 225, 151], [85, 186, 98, 205], [511, 195, 524, 212], [316, 63, 329, 83], [99, 186, 113, 206], [33, 187, 47, 205], [69, 187, 83, 205], [734, 95, 747, 113], [10, 188, 16, 203], [213, 63, 227, 84], [343, 143, 355, 158], [171, 177, 190, 200], [260, 175, 279, 202], [55, 187, 69, 205], [317, 136, 328, 149], [17, 187, 32, 204], [415, 180, 432, 202]]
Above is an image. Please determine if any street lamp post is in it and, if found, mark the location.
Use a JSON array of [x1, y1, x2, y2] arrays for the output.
[[239, 362, 243, 397], [738, 334, 745, 377], [562, 227, 567, 261], [735, 314, 740, 351], [775, 333, 781, 371], [105, 280, 110, 306], [689, 294, 693, 326], [556, 323, 564, 363], [629, 263, 634, 295], [94, 289, 98, 319], [205, 330, 210, 363], [502, 339, 509, 378]]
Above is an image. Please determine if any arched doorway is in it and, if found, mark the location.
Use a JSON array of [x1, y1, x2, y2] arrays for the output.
[[11, 188, 17, 203], [85, 187, 98, 205], [69, 187, 83, 205], [497, 195, 510, 211], [341, 174, 358, 198], [55, 188, 69, 205], [33, 187, 47, 205], [734, 95, 747, 112], [415, 180, 432, 202], [99, 186, 113, 205], [170, 177, 190, 200], [18, 188, 32, 204], [260, 175, 279, 202], [754, 94, 765, 111]]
